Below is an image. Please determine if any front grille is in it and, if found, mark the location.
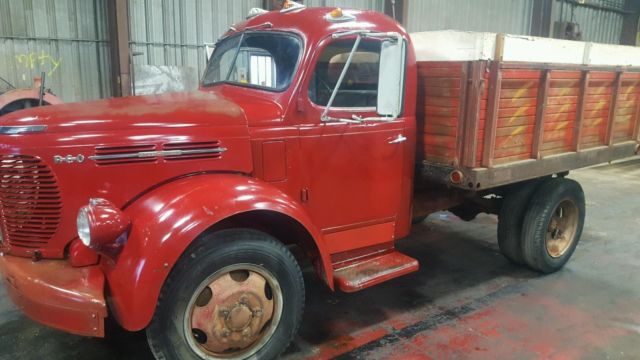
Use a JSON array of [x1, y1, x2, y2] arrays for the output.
[[0, 155, 62, 249]]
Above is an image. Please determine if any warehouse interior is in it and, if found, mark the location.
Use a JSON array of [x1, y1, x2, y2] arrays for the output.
[[1, 0, 639, 103], [1, 1, 640, 360]]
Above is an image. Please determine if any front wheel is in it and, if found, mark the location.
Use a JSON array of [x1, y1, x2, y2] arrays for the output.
[[147, 229, 305, 360], [521, 178, 585, 273]]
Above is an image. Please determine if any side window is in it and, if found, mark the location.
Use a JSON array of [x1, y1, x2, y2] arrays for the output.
[[309, 39, 381, 108]]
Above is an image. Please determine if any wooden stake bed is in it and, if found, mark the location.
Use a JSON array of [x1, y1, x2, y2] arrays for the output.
[[414, 31, 640, 190]]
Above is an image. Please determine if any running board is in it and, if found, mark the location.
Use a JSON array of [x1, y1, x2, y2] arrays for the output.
[[333, 251, 419, 293]]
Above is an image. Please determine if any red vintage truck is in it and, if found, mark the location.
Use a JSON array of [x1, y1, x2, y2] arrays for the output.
[[1, 4, 639, 360]]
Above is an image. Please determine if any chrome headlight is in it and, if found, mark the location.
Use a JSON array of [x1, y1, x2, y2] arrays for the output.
[[77, 206, 92, 246], [76, 198, 130, 256]]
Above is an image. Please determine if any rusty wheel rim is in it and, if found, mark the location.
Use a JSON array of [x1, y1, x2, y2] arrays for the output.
[[184, 264, 283, 360], [545, 199, 579, 258]]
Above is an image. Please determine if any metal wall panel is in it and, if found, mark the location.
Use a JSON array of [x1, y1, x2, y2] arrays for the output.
[[0, 0, 110, 102], [405, 0, 535, 35], [128, 0, 385, 81], [554, 0, 624, 44], [128, 0, 263, 80]]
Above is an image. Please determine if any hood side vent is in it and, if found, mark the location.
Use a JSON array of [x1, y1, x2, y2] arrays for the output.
[[93, 144, 157, 166], [162, 141, 224, 161]]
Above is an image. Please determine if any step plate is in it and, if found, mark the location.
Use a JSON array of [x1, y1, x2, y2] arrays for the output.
[[333, 251, 419, 293]]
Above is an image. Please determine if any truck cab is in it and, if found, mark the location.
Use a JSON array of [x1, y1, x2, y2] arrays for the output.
[[0, 6, 418, 360]]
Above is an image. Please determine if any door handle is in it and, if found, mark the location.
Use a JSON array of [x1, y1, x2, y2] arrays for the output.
[[388, 134, 407, 144]]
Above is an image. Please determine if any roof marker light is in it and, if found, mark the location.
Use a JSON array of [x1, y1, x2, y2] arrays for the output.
[[325, 8, 356, 23]]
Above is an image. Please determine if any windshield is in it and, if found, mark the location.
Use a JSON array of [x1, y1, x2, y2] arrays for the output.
[[202, 32, 302, 91]]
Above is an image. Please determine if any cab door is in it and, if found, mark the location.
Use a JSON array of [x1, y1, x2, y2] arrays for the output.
[[296, 36, 408, 254]]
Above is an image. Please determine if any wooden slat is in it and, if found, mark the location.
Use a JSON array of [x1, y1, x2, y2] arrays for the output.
[[461, 61, 486, 168], [482, 62, 503, 168], [532, 69, 551, 159], [606, 72, 623, 146], [455, 62, 469, 167], [635, 93, 640, 141], [633, 80, 640, 141], [574, 71, 590, 151]]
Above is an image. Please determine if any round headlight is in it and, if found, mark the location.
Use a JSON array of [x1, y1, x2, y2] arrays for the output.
[[77, 207, 92, 246]]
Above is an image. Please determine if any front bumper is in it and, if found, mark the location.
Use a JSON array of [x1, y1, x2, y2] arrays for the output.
[[0, 253, 107, 337]]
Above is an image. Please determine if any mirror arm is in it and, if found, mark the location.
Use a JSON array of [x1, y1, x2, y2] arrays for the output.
[[321, 35, 363, 122]]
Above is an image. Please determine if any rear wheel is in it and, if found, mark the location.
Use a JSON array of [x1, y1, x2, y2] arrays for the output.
[[147, 229, 305, 360], [521, 178, 585, 273], [497, 180, 543, 264]]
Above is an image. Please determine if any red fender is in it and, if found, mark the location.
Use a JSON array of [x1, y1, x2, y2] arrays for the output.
[[0, 88, 63, 111], [103, 173, 332, 331]]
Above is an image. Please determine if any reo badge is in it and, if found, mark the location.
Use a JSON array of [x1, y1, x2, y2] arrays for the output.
[[54, 154, 86, 164]]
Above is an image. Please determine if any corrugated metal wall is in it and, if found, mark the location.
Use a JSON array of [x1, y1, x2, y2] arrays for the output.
[[554, 0, 624, 44], [405, 0, 535, 35], [128, 0, 385, 79], [0, 0, 110, 102], [128, 0, 263, 80]]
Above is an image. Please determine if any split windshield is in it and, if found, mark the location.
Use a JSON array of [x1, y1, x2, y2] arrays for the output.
[[202, 32, 302, 91]]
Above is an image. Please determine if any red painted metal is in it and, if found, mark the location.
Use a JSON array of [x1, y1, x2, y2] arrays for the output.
[[105, 173, 333, 331], [324, 221, 396, 254], [0, 253, 106, 337], [79, 198, 130, 257], [68, 239, 100, 267], [333, 250, 419, 293]]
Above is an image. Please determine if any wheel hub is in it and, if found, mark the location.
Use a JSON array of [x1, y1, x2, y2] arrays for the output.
[[546, 199, 579, 258], [187, 268, 279, 357], [225, 302, 254, 332]]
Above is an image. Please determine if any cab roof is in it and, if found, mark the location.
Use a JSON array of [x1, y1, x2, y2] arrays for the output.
[[229, 7, 409, 45]]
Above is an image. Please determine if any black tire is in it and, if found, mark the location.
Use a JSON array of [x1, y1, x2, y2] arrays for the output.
[[147, 229, 305, 360], [497, 180, 543, 264], [521, 178, 585, 273]]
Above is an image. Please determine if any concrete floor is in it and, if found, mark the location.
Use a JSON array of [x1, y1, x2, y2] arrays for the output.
[[1, 158, 639, 360]]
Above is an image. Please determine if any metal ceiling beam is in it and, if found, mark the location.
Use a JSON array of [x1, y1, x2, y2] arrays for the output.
[[564, 0, 634, 14]]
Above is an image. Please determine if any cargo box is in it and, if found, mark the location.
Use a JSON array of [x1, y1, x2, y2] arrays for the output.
[[413, 31, 640, 190]]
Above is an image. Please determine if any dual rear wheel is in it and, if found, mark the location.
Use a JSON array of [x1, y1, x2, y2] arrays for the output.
[[498, 177, 585, 273]]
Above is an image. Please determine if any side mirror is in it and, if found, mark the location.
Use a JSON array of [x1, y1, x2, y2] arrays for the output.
[[377, 36, 406, 118]]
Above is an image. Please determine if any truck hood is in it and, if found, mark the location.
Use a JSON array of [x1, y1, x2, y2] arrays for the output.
[[0, 90, 260, 259], [0, 90, 248, 132]]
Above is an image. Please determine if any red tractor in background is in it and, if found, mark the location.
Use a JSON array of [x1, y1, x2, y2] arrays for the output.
[[0, 75, 62, 117]]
